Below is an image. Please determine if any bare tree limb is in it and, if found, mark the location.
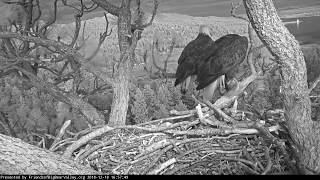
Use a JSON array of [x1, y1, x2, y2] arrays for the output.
[[39, 0, 59, 37], [9, 63, 105, 125], [309, 75, 320, 93], [231, 1, 249, 22], [150, 37, 176, 78], [0, 31, 115, 85], [91, 0, 120, 17], [85, 13, 112, 61], [69, 1, 84, 48], [132, 0, 159, 30]]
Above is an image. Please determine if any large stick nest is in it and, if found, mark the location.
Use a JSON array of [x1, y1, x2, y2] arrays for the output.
[[53, 105, 295, 175]]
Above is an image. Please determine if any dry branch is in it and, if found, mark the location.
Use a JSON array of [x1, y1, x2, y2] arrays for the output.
[[85, 13, 112, 61], [170, 107, 210, 116], [262, 146, 272, 175], [0, 31, 115, 85], [49, 120, 71, 151], [231, 2, 249, 22], [11, 64, 105, 125], [92, 0, 120, 17], [309, 75, 320, 93], [148, 158, 176, 175], [133, 0, 159, 30]]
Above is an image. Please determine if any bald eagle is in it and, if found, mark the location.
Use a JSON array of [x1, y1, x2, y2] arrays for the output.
[[174, 25, 214, 94], [196, 34, 249, 101]]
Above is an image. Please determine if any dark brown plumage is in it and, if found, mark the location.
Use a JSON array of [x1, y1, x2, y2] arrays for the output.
[[196, 34, 248, 91], [175, 25, 214, 93]]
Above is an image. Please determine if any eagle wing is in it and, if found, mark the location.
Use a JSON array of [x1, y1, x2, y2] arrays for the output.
[[196, 35, 248, 90], [175, 34, 213, 86]]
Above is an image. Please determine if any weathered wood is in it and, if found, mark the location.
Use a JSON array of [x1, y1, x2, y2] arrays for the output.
[[243, 0, 320, 173], [108, 0, 132, 126], [0, 134, 97, 174]]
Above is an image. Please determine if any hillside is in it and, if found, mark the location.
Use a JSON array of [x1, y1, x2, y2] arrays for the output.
[[3, 4, 320, 174], [50, 13, 249, 80], [47, 12, 320, 111]]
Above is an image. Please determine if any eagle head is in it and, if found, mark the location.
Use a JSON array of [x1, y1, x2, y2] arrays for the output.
[[199, 25, 211, 37]]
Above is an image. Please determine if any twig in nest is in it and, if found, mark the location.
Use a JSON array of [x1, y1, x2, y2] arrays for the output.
[[64, 122, 195, 158], [203, 100, 236, 123], [165, 164, 189, 175], [135, 137, 217, 165], [144, 145, 173, 174], [75, 144, 91, 160], [192, 93, 236, 123], [262, 146, 272, 175], [238, 162, 260, 175], [49, 120, 71, 151], [184, 119, 201, 130], [49, 138, 75, 152], [191, 94, 206, 107], [166, 128, 224, 136], [196, 104, 213, 125], [253, 123, 298, 173], [249, 151, 264, 171], [170, 106, 209, 116], [76, 140, 114, 162], [167, 124, 280, 136], [147, 158, 177, 175], [131, 147, 162, 164], [144, 139, 170, 153], [139, 113, 194, 126], [220, 157, 258, 170], [112, 162, 126, 175]]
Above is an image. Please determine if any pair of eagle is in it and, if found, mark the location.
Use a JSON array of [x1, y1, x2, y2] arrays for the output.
[[175, 25, 248, 102]]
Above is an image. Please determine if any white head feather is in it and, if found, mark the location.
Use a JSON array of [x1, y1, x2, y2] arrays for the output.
[[199, 25, 211, 37]]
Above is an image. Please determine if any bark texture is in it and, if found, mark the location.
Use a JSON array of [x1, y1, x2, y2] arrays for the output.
[[108, 0, 132, 126], [243, 0, 320, 172], [0, 134, 97, 174]]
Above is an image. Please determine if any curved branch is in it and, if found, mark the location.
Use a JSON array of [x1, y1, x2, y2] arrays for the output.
[[91, 0, 120, 17], [0, 32, 115, 85], [39, 0, 59, 37], [132, 0, 159, 30], [231, 2, 249, 22], [85, 13, 112, 61], [10, 63, 105, 126]]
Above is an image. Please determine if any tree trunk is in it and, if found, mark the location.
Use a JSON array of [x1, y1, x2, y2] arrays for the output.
[[108, 0, 132, 126], [0, 134, 97, 174], [108, 61, 130, 126], [243, 0, 320, 173]]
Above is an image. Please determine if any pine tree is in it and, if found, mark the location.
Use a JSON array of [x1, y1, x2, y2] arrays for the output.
[[142, 84, 161, 119], [131, 88, 149, 124]]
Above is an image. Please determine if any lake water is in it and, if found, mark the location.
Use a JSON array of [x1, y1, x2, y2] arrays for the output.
[[283, 16, 320, 45]]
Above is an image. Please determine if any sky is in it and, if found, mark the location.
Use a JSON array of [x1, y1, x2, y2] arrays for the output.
[[2, 0, 319, 24], [156, 0, 320, 17], [12, 0, 320, 19]]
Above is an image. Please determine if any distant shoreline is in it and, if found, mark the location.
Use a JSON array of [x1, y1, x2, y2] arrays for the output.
[[281, 13, 320, 19], [279, 6, 320, 19]]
